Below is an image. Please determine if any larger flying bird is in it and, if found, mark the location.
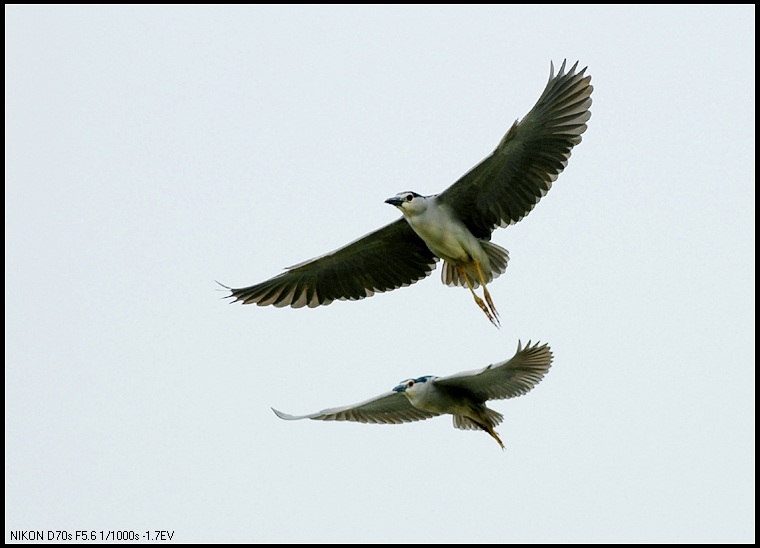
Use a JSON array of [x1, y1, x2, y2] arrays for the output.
[[272, 340, 553, 449], [226, 61, 592, 325]]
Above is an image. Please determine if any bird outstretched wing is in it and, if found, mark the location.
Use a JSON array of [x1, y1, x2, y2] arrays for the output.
[[225, 218, 437, 308], [437, 60, 593, 239], [434, 341, 553, 402], [272, 390, 439, 424]]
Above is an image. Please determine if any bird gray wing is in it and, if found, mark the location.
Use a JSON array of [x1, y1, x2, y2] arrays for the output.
[[434, 341, 553, 402], [437, 60, 592, 239], [225, 218, 438, 308], [272, 390, 440, 424]]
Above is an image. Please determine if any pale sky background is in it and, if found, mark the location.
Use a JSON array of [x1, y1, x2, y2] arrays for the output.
[[5, 5, 755, 543]]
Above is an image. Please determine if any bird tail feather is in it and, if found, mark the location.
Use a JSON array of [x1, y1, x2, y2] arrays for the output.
[[441, 241, 509, 288], [452, 408, 504, 431]]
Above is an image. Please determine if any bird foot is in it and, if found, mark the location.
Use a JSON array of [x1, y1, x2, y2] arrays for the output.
[[474, 294, 500, 328], [483, 287, 500, 324], [485, 425, 505, 449]]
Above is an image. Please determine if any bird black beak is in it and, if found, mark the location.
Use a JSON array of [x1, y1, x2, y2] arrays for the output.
[[392, 385, 407, 393], [385, 197, 404, 207]]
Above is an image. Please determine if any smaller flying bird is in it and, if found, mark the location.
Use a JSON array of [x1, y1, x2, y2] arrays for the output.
[[272, 340, 552, 449], [225, 61, 592, 326]]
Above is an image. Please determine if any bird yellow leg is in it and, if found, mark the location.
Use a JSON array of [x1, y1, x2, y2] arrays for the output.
[[458, 266, 499, 327], [484, 424, 505, 450], [474, 260, 499, 323]]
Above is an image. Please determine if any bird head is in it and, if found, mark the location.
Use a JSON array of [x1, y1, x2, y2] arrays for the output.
[[385, 192, 428, 215], [393, 375, 433, 395]]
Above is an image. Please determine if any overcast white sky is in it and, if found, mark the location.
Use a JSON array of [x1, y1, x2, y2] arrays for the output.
[[6, 5, 754, 543]]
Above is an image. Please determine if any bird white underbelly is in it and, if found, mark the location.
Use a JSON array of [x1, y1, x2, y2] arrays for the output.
[[405, 380, 453, 414], [404, 203, 487, 266], [405, 380, 479, 417]]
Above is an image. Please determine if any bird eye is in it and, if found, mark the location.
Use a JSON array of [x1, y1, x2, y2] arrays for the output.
[[407, 380, 414, 387], [406, 194, 413, 202]]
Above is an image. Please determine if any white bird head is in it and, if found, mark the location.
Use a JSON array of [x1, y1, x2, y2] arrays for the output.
[[384, 191, 429, 216], [392, 375, 435, 405]]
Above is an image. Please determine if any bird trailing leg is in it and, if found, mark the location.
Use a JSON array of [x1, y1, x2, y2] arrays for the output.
[[474, 260, 500, 324], [481, 423, 505, 450], [457, 266, 499, 327]]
